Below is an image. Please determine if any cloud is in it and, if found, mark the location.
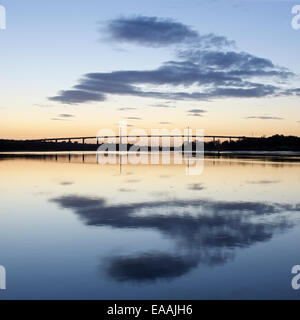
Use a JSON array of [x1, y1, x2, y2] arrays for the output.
[[51, 61, 285, 104], [125, 116, 142, 120], [188, 114, 203, 117], [51, 113, 75, 121], [49, 58, 296, 104], [51, 118, 66, 121], [150, 103, 176, 108], [188, 109, 207, 117], [60, 181, 74, 186], [58, 114, 75, 118], [246, 180, 281, 185], [177, 50, 290, 78], [49, 90, 105, 104], [118, 107, 137, 111], [104, 249, 234, 283], [105, 252, 200, 282], [105, 16, 234, 49], [105, 16, 199, 47], [50, 194, 300, 282], [50, 195, 298, 249], [188, 109, 206, 113], [49, 16, 300, 104], [283, 88, 300, 96], [245, 116, 284, 120]]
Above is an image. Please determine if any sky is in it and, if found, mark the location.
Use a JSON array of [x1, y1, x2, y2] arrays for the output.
[[0, 0, 300, 139]]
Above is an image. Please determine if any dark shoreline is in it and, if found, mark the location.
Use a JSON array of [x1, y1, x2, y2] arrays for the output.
[[2, 134, 300, 153]]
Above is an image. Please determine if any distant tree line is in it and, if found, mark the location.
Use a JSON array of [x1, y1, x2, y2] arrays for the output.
[[203, 135, 300, 151]]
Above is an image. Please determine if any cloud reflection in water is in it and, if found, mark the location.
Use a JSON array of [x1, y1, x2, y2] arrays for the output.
[[50, 195, 300, 282]]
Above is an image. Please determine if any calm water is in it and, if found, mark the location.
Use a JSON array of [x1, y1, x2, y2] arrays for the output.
[[1, 153, 300, 300]]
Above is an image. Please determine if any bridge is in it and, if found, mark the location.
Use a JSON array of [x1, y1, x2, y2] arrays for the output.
[[30, 135, 260, 145]]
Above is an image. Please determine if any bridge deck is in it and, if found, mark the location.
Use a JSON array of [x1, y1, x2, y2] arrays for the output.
[[30, 135, 260, 143]]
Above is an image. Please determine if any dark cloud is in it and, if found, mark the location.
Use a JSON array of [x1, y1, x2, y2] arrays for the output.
[[105, 253, 200, 282], [50, 195, 298, 249], [49, 16, 300, 104], [49, 90, 105, 104], [282, 88, 300, 96], [245, 116, 284, 120], [51, 113, 75, 121], [105, 16, 234, 49], [105, 16, 199, 47], [49, 58, 295, 103], [177, 50, 291, 78], [105, 249, 234, 283], [188, 109, 207, 117], [51, 194, 300, 282], [188, 109, 206, 113], [53, 195, 105, 209]]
